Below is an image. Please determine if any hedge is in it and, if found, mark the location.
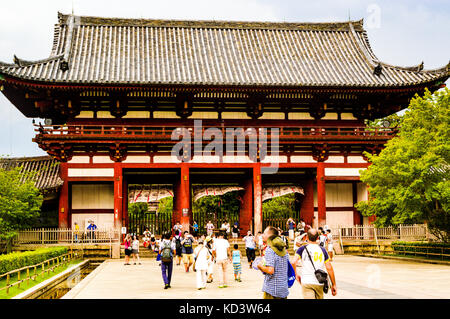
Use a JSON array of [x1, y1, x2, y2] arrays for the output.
[[391, 241, 450, 259], [0, 247, 68, 276]]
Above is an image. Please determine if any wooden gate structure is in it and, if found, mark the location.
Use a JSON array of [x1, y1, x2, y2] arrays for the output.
[[0, 13, 448, 235]]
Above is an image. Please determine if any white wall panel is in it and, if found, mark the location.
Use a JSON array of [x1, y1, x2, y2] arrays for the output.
[[326, 211, 354, 229], [72, 184, 114, 209], [68, 168, 114, 177], [325, 183, 353, 207]]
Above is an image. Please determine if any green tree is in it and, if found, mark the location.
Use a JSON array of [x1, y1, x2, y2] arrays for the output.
[[263, 193, 296, 219], [0, 165, 43, 252], [356, 88, 450, 242]]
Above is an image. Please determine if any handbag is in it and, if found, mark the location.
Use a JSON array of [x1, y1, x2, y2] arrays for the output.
[[304, 245, 329, 293]]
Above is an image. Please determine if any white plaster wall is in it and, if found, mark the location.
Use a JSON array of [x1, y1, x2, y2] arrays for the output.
[[325, 183, 353, 207], [290, 155, 316, 163], [153, 155, 182, 163], [341, 113, 357, 120], [313, 183, 353, 207], [92, 156, 115, 164], [325, 156, 345, 163], [68, 168, 114, 177], [221, 112, 252, 119], [122, 156, 151, 164], [153, 111, 178, 119], [188, 112, 219, 119], [324, 167, 366, 176], [259, 112, 285, 120], [68, 156, 90, 164], [357, 182, 368, 203], [71, 184, 114, 209], [123, 111, 150, 119], [326, 211, 354, 229], [347, 156, 367, 163], [288, 113, 314, 120]]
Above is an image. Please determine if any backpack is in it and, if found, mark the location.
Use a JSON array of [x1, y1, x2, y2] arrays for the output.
[[161, 241, 173, 263], [175, 237, 182, 250], [282, 235, 289, 249]]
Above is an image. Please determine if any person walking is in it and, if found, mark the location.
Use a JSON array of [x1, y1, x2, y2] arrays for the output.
[[291, 228, 337, 299], [159, 232, 176, 289], [286, 217, 295, 241], [172, 230, 183, 266], [232, 244, 242, 282], [206, 220, 215, 237], [318, 227, 327, 248], [326, 229, 334, 261], [192, 221, 199, 239], [194, 239, 210, 290], [256, 226, 290, 299], [213, 232, 231, 288], [205, 236, 215, 283], [231, 223, 240, 243], [182, 231, 195, 272], [123, 234, 132, 265], [243, 231, 256, 268], [132, 235, 141, 265], [221, 220, 231, 238], [257, 231, 264, 256]]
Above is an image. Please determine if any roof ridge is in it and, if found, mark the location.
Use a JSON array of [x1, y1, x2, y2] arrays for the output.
[[0, 155, 55, 162], [57, 12, 365, 31]]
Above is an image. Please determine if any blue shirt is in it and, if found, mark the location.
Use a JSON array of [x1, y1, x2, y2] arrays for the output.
[[87, 224, 97, 231], [262, 246, 289, 298], [232, 250, 241, 264]]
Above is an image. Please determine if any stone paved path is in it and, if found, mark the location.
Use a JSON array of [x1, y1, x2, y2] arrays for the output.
[[62, 255, 450, 299]]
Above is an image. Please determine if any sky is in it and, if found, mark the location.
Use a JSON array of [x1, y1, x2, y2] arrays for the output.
[[0, 0, 449, 157]]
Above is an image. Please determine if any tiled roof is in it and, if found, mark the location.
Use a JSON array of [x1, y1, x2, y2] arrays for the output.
[[0, 156, 63, 191], [0, 13, 448, 87]]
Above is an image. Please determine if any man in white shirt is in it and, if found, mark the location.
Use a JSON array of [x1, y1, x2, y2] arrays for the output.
[[291, 229, 337, 299], [213, 231, 231, 288], [326, 229, 334, 261], [243, 231, 257, 268]]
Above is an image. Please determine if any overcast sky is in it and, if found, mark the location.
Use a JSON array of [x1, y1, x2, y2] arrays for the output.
[[0, 0, 449, 157]]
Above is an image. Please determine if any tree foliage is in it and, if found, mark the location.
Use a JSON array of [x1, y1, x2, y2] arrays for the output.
[[0, 164, 43, 249], [356, 88, 450, 241], [263, 193, 297, 218]]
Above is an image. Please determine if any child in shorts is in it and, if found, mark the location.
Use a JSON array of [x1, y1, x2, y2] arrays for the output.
[[232, 244, 242, 282]]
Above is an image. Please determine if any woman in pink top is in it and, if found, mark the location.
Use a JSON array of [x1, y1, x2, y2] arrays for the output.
[[124, 234, 132, 265]]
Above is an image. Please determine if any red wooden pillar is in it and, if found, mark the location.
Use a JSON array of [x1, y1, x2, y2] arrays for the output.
[[122, 178, 128, 230], [114, 163, 123, 229], [239, 176, 253, 236], [316, 162, 326, 227], [352, 181, 361, 225], [174, 164, 191, 232], [253, 164, 263, 234], [300, 178, 314, 227], [58, 162, 69, 229]]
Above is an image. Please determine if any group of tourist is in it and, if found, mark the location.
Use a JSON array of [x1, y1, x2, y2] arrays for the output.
[[122, 220, 338, 299], [159, 229, 235, 289]]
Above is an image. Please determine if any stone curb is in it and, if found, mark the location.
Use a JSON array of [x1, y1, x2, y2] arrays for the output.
[[12, 260, 89, 299]]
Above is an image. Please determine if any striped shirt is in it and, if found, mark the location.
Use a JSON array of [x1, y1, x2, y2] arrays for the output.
[[262, 246, 289, 298]]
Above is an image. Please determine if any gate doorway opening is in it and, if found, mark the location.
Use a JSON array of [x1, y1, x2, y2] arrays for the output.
[[124, 169, 178, 236], [261, 168, 314, 231], [190, 168, 253, 237]]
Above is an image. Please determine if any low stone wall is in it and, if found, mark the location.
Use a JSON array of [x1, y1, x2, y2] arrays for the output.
[[342, 240, 394, 255]]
